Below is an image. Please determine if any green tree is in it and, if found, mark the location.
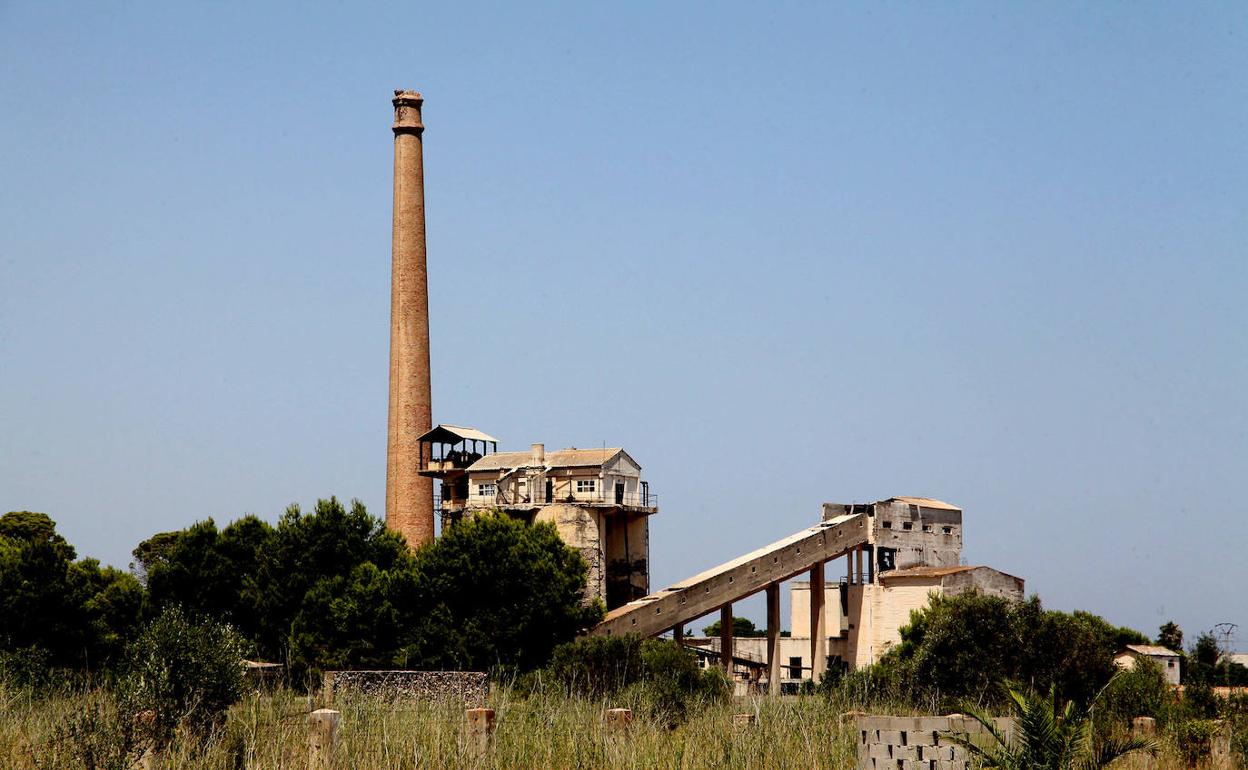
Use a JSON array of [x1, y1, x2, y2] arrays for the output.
[[137, 498, 411, 664], [260, 498, 411, 660], [288, 560, 420, 674], [0, 511, 142, 670], [136, 516, 274, 643], [403, 512, 603, 673], [1193, 632, 1220, 668], [947, 683, 1154, 770], [702, 616, 765, 637], [1157, 621, 1183, 652], [883, 593, 1145, 707]]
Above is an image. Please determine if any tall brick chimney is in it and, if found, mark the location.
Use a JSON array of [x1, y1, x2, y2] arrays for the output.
[[386, 90, 434, 548]]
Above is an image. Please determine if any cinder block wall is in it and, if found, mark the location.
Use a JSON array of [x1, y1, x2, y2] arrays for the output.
[[855, 715, 1012, 770]]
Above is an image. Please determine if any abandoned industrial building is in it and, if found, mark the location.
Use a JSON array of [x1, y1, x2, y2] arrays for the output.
[[416, 424, 657, 610], [676, 497, 1024, 691], [379, 90, 1026, 693]]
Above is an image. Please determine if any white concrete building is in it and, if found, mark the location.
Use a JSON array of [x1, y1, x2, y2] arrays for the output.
[[1114, 644, 1182, 686]]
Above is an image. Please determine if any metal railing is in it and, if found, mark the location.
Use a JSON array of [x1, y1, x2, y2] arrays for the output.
[[435, 489, 657, 510], [498, 489, 658, 508]]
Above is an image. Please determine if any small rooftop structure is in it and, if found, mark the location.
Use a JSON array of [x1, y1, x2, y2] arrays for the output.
[[417, 424, 499, 477]]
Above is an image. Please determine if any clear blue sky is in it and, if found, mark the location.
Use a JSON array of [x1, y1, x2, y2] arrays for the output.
[[2, 2, 1244, 647]]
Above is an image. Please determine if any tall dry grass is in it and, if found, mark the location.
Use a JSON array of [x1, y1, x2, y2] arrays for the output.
[[0, 682, 1221, 769], [1, 682, 860, 769]]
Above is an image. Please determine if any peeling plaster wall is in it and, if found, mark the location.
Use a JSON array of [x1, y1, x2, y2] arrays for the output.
[[869, 501, 962, 570], [536, 504, 604, 604]]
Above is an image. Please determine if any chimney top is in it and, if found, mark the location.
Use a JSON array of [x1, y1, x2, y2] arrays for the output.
[[392, 90, 424, 135]]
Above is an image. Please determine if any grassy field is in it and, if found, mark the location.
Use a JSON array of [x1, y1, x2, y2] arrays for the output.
[[0, 683, 1227, 769], [1, 683, 852, 770]]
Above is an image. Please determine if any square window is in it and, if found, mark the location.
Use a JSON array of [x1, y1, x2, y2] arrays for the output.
[[882, 521, 892, 529], [476, 483, 496, 497], [902, 522, 913, 531], [576, 479, 597, 493], [942, 526, 953, 535]]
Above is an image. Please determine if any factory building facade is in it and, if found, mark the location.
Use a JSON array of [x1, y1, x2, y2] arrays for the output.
[[417, 424, 656, 609], [681, 497, 1024, 690]]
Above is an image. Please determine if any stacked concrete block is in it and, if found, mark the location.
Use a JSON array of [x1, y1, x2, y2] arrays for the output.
[[322, 670, 488, 706], [855, 715, 1013, 770]]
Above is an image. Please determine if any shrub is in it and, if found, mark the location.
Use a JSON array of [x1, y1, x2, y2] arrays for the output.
[[1171, 718, 1216, 766], [545, 634, 646, 697], [121, 606, 245, 742], [535, 636, 727, 726], [1095, 658, 1170, 734], [634, 638, 729, 726]]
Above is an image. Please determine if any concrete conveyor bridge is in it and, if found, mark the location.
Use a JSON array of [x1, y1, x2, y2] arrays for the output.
[[587, 511, 871, 693]]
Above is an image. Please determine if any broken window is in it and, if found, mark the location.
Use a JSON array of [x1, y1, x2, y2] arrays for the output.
[[877, 547, 896, 573]]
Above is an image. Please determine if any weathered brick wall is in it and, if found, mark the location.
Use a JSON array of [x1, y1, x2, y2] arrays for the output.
[[323, 671, 488, 706], [856, 715, 1012, 770]]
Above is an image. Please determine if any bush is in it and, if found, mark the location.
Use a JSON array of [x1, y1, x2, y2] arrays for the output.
[[1171, 718, 1216, 766], [122, 606, 245, 742], [634, 639, 729, 726], [536, 636, 728, 726], [545, 634, 646, 697], [1095, 658, 1170, 734]]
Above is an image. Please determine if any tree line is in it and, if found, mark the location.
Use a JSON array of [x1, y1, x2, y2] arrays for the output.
[[0, 500, 603, 683]]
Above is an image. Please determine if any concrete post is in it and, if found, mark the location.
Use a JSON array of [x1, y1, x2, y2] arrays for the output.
[[810, 561, 827, 683], [1211, 720, 1232, 770], [133, 710, 159, 770], [604, 708, 632, 733], [1131, 716, 1156, 737], [766, 582, 781, 695], [308, 709, 340, 770], [386, 89, 434, 549], [673, 622, 684, 646], [465, 708, 496, 759], [854, 545, 863, 584], [719, 604, 733, 672], [732, 713, 756, 729]]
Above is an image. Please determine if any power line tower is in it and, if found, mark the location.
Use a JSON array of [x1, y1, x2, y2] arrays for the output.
[[1213, 622, 1238, 687]]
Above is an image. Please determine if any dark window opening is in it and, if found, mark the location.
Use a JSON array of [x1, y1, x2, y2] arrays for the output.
[[788, 656, 803, 678], [877, 547, 896, 573]]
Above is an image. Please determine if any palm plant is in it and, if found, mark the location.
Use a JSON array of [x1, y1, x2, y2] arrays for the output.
[[944, 683, 1155, 770]]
